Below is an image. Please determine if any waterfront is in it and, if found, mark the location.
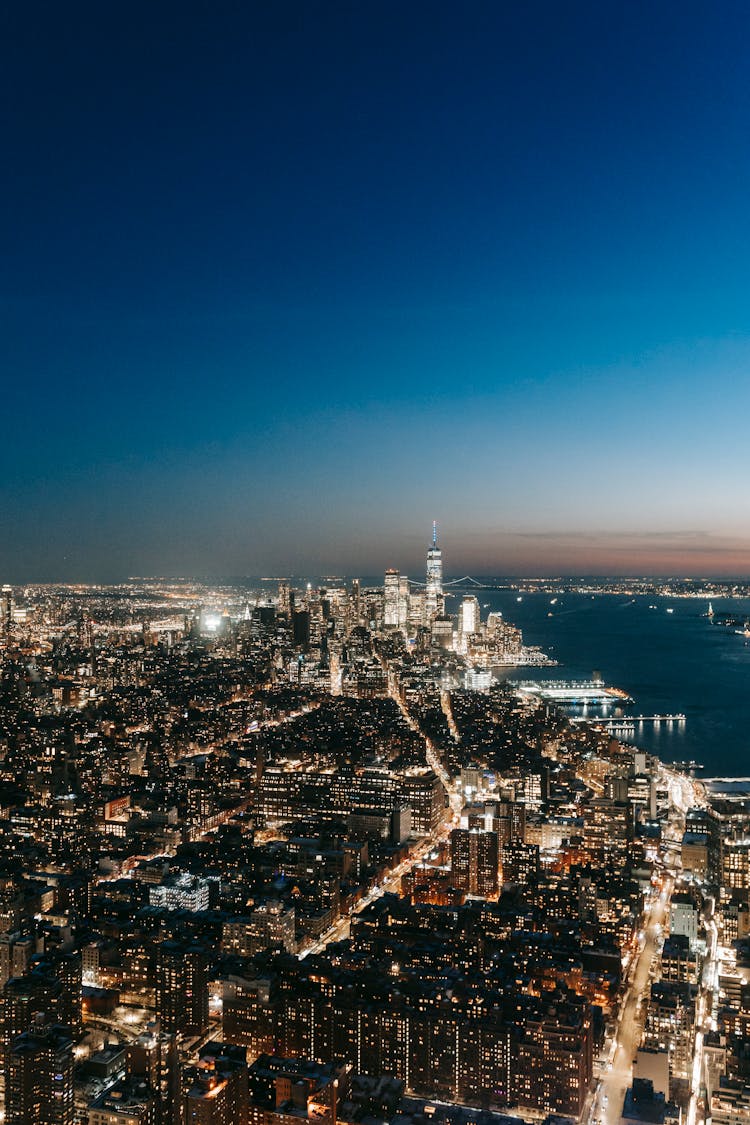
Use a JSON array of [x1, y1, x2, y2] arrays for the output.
[[453, 589, 750, 776]]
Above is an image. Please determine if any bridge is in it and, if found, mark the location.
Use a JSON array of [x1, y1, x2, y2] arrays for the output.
[[409, 575, 515, 589]]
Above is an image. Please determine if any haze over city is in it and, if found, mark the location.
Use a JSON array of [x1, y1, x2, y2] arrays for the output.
[[3, 3, 750, 580]]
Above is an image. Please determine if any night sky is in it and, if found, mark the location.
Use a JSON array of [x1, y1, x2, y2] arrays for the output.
[[3, 2, 750, 581]]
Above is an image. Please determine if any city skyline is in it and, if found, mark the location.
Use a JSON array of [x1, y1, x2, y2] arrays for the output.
[[4, 3, 750, 580], [2, 0, 749, 1100], [0, 562, 743, 1124]]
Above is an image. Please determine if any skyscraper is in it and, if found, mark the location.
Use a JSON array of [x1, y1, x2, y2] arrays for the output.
[[459, 595, 480, 639], [384, 570, 409, 630], [277, 580, 291, 618], [424, 522, 443, 621], [383, 569, 400, 628]]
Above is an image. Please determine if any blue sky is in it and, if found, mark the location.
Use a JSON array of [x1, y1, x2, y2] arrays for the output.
[[2, 1, 750, 579]]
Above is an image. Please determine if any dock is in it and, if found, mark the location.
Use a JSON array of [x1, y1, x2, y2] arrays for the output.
[[569, 714, 686, 728], [516, 679, 634, 705]]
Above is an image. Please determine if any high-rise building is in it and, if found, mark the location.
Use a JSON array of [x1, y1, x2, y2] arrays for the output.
[[582, 797, 630, 864], [277, 580, 292, 618], [349, 578, 361, 628], [183, 1044, 249, 1125], [400, 771, 446, 835], [459, 595, 480, 638], [450, 828, 499, 897], [246, 1055, 347, 1125], [222, 902, 296, 957], [222, 976, 277, 1055], [424, 522, 443, 621], [0, 932, 34, 990], [2, 967, 67, 1080], [6, 1023, 74, 1125], [292, 610, 310, 648], [398, 574, 409, 628], [126, 1028, 180, 1124], [384, 570, 410, 630], [383, 569, 401, 628], [155, 941, 209, 1036], [500, 840, 540, 886]]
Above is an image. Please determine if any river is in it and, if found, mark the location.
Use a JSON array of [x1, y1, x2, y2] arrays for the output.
[[448, 589, 750, 777]]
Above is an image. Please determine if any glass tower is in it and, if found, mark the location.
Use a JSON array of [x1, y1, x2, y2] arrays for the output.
[[425, 521, 443, 620]]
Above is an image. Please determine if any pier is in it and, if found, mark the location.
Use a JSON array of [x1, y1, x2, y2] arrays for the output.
[[516, 679, 634, 705], [570, 714, 686, 727]]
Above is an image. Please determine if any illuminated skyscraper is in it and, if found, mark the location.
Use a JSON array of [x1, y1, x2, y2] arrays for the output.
[[277, 580, 291, 618], [459, 595, 480, 637], [424, 522, 443, 621], [384, 569, 400, 627], [384, 569, 409, 630]]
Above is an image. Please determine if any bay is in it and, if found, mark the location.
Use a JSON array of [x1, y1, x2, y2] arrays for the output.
[[449, 589, 750, 777]]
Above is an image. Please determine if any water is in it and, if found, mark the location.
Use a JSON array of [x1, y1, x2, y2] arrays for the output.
[[450, 590, 750, 777]]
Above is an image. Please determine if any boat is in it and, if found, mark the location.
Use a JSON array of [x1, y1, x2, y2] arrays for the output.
[[666, 608, 674, 614]]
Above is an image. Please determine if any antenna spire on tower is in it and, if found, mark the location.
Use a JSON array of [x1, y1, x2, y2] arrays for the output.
[[432, 520, 437, 546]]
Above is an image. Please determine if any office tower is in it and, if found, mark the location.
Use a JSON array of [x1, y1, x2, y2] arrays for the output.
[[494, 799, 526, 844], [384, 570, 409, 630], [582, 797, 629, 864], [399, 771, 446, 835], [277, 580, 291, 618], [398, 575, 409, 625], [459, 595, 480, 637], [350, 578, 361, 628], [384, 569, 400, 627], [424, 522, 443, 620], [431, 615, 454, 649], [450, 827, 499, 896], [155, 941, 209, 1036], [722, 838, 750, 893], [292, 609, 310, 648], [6, 1023, 74, 1125]]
